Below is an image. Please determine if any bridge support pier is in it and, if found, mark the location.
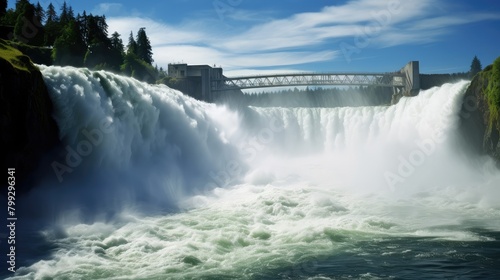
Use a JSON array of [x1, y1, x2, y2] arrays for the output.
[[391, 86, 404, 104], [392, 61, 420, 104], [402, 61, 420, 96]]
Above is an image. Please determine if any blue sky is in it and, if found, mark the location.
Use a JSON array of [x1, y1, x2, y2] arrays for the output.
[[11, 0, 500, 76]]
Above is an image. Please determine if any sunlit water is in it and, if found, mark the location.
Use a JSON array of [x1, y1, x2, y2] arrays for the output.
[[4, 66, 500, 279]]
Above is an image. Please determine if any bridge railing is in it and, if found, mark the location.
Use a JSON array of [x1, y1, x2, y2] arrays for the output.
[[212, 72, 405, 91]]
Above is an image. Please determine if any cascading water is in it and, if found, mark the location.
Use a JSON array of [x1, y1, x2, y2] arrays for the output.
[[21, 65, 246, 219], [7, 66, 500, 279]]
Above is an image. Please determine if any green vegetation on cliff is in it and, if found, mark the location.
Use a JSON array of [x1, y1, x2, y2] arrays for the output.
[[460, 56, 500, 163], [485, 58, 500, 119], [0, 38, 32, 71], [476, 57, 500, 127]]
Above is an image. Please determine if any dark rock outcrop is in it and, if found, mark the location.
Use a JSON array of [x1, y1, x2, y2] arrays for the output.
[[0, 39, 60, 193], [459, 58, 500, 164]]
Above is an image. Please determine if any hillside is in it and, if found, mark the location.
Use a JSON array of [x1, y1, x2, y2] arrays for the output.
[[460, 57, 500, 163]]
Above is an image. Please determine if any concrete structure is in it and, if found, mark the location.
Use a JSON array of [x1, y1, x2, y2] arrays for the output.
[[400, 61, 420, 96], [168, 61, 420, 102], [168, 64, 223, 101]]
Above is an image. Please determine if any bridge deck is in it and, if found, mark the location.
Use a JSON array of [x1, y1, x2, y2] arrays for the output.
[[212, 72, 405, 91]]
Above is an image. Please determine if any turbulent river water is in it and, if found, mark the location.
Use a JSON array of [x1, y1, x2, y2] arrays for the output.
[[5, 66, 500, 279]]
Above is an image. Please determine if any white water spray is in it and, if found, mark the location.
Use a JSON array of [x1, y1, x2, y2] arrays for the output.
[[11, 67, 500, 279]]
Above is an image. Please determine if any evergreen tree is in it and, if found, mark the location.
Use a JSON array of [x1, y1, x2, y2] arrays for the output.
[[110, 31, 124, 52], [469, 55, 482, 78], [83, 15, 114, 70], [1, 0, 27, 25], [13, 1, 44, 45], [45, 3, 57, 24], [52, 19, 86, 66], [107, 31, 124, 72], [0, 0, 7, 18], [59, 1, 70, 26], [15, 0, 30, 11], [1, 8, 17, 26], [95, 16, 111, 43], [10, 0, 29, 25], [34, 1, 44, 23], [121, 29, 158, 82], [67, 5, 74, 20], [121, 51, 157, 83], [44, 2, 59, 45], [91, 15, 109, 44], [126, 31, 137, 55], [77, 11, 88, 45], [136, 27, 153, 64]]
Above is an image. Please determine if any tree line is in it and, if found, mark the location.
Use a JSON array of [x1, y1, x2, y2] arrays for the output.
[[0, 0, 165, 82], [215, 86, 394, 108]]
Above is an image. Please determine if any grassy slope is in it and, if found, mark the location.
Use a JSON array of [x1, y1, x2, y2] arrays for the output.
[[0, 38, 33, 72]]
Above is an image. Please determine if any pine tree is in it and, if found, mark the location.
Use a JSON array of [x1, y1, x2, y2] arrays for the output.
[[127, 31, 137, 55], [110, 31, 124, 52], [0, 0, 7, 18], [83, 14, 115, 70], [469, 56, 482, 78], [95, 16, 109, 43], [52, 19, 86, 66], [34, 1, 44, 23], [136, 27, 153, 65], [86, 15, 109, 45], [68, 6, 74, 20], [15, 0, 30, 11], [0, 0, 27, 25], [44, 2, 58, 45], [59, 1, 70, 26], [45, 3, 57, 23], [108, 31, 124, 72], [77, 11, 88, 45], [1, 3, 17, 25], [14, 1, 44, 45]]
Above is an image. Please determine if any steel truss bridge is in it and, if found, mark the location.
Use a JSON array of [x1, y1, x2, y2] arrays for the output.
[[211, 72, 406, 92], [166, 61, 419, 102]]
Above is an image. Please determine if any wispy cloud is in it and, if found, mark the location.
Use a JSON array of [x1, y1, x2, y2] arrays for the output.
[[410, 13, 500, 31], [152, 45, 337, 69], [225, 9, 276, 23], [108, 17, 209, 45], [106, 0, 500, 74], [92, 3, 124, 16]]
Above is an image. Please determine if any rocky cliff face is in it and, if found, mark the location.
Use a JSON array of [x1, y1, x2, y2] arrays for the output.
[[0, 40, 60, 193], [459, 58, 500, 164]]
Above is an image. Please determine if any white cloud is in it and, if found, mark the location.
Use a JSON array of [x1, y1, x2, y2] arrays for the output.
[[410, 13, 500, 31], [105, 0, 500, 74], [107, 17, 209, 46], [92, 3, 124, 16], [152, 45, 337, 71], [217, 0, 444, 53], [225, 9, 275, 23]]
